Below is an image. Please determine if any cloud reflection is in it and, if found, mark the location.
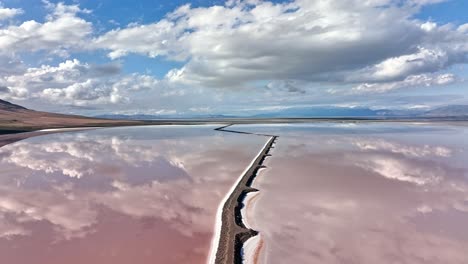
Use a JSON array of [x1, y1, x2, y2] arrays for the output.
[[0, 126, 266, 262], [352, 138, 452, 158], [249, 125, 468, 264]]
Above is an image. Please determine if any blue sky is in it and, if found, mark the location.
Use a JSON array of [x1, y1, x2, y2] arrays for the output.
[[0, 0, 467, 116], [416, 0, 468, 24]]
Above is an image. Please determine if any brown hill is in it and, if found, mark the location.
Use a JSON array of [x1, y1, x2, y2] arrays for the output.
[[0, 99, 142, 132], [0, 99, 27, 111]]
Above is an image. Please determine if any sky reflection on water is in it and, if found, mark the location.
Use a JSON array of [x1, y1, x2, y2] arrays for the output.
[[236, 123, 468, 264], [0, 125, 266, 264]]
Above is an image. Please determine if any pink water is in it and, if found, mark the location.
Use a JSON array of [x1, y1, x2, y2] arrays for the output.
[[237, 123, 468, 264], [0, 125, 267, 264]]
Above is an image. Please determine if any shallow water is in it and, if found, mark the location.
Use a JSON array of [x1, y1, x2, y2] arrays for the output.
[[0, 125, 267, 264], [234, 123, 468, 264]]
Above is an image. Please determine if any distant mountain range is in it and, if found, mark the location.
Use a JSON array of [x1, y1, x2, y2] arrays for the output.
[[95, 105, 468, 120], [423, 105, 468, 117], [2, 99, 468, 132], [251, 107, 399, 118], [253, 105, 468, 118], [94, 113, 236, 120]]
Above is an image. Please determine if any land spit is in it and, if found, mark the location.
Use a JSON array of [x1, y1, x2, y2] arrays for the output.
[[211, 125, 278, 264]]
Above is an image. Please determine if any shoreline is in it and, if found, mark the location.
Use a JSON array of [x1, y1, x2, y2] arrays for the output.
[[210, 124, 278, 264], [241, 191, 263, 264], [240, 191, 261, 230], [207, 136, 272, 264], [242, 234, 264, 264]]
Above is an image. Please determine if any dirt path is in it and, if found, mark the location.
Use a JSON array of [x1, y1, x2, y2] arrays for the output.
[[212, 125, 278, 264]]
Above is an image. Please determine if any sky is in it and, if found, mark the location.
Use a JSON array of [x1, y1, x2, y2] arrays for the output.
[[0, 0, 467, 116]]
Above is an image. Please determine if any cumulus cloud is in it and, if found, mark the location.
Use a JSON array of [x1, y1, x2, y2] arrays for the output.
[[0, 6, 23, 21], [1, 0, 467, 111], [350, 73, 456, 93], [0, 85, 28, 100], [41, 79, 125, 105], [91, 0, 468, 92], [458, 23, 468, 34], [112, 73, 160, 91], [0, 2, 91, 57], [359, 48, 450, 82], [93, 19, 186, 60], [0, 59, 163, 105]]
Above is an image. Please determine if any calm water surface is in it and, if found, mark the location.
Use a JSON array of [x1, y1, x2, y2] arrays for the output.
[[0, 125, 267, 264], [235, 123, 468, 264]]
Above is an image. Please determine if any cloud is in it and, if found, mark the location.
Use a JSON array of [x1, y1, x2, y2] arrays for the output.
[[0, 2, 91, 57], [1, 59, 163, 106], [359, 47, 450, 82], [0, 6, 23, 21], [1, 0, 467, 111], [112, 73, 160, 91], [0, 85, 28, 100], [0, 85, 9, 93], [41, 79, 125, 105], [93, 19, 185, 60], [458, 23, 468, 34], [91, 0, 468, 93], [266, 80, 306, 94], [350, 73, 456, 93]]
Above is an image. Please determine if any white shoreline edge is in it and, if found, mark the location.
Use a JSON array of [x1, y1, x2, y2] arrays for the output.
[[38, 127, 103, 132], [242, 234, 262, 264], [207, 136, 273, 264], [249, 167, 267, 189], [240, 191, 260, 230], [241, 166, 268, 263]]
